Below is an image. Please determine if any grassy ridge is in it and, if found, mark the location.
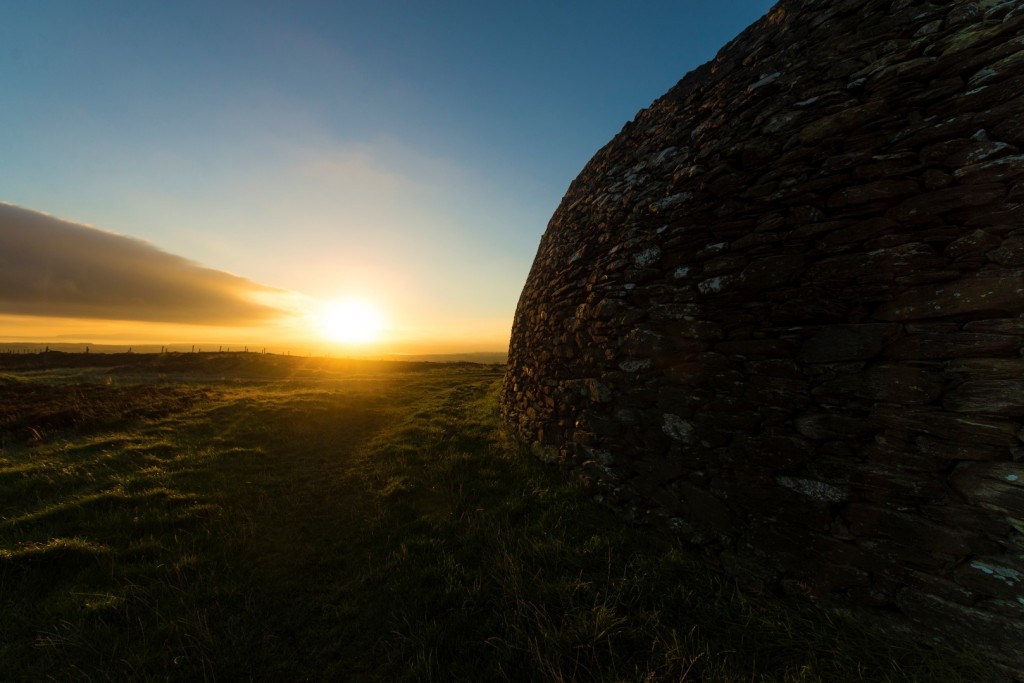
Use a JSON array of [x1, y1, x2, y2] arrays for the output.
[[0, 360, 990, 681]]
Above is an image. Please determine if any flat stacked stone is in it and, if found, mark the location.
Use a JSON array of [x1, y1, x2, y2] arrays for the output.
[[503, 0, 1024, 676]]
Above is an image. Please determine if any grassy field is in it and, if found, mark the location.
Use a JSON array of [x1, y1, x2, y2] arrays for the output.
[[0, 353, 991, 681]]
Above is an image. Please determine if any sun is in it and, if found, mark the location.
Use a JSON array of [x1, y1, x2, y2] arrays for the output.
[[317, 298, 384, 345]]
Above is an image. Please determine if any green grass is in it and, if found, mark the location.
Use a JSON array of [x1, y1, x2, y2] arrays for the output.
[[0, 357, 992, 681]]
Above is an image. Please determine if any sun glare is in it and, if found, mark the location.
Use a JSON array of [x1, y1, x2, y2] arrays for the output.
[[317, 298, 384, 345]]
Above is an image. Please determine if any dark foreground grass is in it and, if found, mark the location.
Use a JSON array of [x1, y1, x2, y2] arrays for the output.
[[0, 358, 993, 681]]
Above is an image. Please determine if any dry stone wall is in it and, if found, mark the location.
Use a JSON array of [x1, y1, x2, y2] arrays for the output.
[[503, 0, 1024, 675]]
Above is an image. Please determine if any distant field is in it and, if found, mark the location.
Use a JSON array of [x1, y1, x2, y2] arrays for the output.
[[0, 344, 509, 365], [0, 354, 989, 681]]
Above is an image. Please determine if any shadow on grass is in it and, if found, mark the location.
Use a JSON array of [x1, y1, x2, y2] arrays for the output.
[[0, 364, 995, 681]]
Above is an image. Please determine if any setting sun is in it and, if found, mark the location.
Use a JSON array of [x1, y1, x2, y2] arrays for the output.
[[317, 298, 385, 345]]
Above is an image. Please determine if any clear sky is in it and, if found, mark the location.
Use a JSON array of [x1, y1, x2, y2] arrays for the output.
[[1, 0, 774, 355]]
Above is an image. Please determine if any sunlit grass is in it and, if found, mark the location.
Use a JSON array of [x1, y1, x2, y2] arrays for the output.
[[0, 357, 993, 681]]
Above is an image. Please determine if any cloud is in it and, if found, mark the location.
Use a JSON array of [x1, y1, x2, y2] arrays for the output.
[[0, 202, 286, 325]]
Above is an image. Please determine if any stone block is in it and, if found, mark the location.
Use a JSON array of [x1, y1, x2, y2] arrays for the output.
[[812, 456, 950, 504], [878, 567, 978, 608], [945, 228, 1002, 259], [861, 435, 951, 473], [622, 328, 670, 356], [797, 100, 889, 145], [897, 591, 1024, 673], [856, 363, 944, 405], [872, 405, 1018, 447], [795, 413, 876, 441], [775, 475, 850, 504], [842, 503, 983, 556], [921, 503, 1012, 539], [874, 277, 1024, 321], [702, 254, 747, 276], [749, 376, 811, 411], [944, 379, 1024, 417], [743, 358, 804, 379], [577, 410, 620, 437], [714, 338, 797, 357], [819, 217, 898, 246], [586, 378, 612, 403], [665, 318, 723, 341], [827, 179, 921, 208], [965, 201, 1024, 228], [892, 183, 1006, 222], [914, 435, 1005, 462], [806, 243, 947, 284], [730, 433, 816, 469], [770, 292, 849, 323], [954, 154, 1024, 184], [987, 235, 1024, 266], [884, 332, 1019, 359], [963, 318, 1024, 335], [734, 254, 805, 289], [797, 323, 898, 362], [949, 462, 1024, 517], [954, 556, 1024, 601], [853, 537, 959, 574]]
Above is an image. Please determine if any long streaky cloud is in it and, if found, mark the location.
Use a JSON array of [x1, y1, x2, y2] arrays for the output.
[[0, 202, 285, 325]]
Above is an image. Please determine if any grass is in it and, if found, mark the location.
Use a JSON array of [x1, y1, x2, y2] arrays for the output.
[[0, 354, 994, 681]]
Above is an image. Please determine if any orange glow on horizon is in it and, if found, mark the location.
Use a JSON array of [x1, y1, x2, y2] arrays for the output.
[[0, 309, 509, 358]]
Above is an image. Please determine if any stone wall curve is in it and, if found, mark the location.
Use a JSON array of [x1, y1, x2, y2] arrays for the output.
[[502, 0, 1024, 675]]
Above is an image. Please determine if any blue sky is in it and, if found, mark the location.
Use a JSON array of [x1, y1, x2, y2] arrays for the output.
[[1, 1, 774, 352]]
